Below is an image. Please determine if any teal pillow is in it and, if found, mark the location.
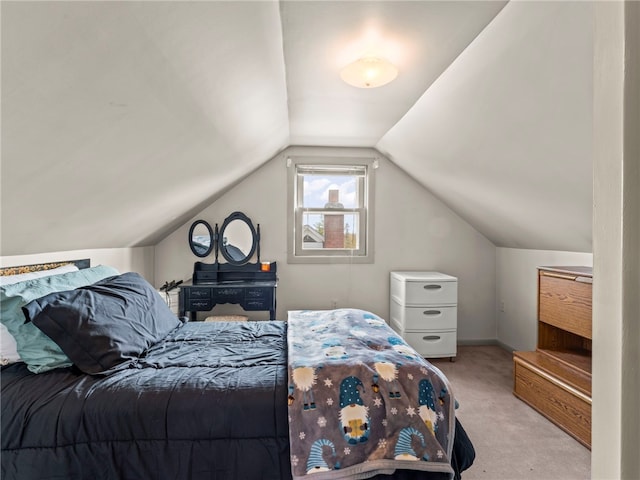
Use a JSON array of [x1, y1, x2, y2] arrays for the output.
[[0, 265, 119, 373]]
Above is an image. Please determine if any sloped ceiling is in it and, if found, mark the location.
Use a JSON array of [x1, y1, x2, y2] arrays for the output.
[[1, 1, 290, 255], [281, 1, 507, 146], [1, 1, 593, 256], [377, 1, 593, 252]]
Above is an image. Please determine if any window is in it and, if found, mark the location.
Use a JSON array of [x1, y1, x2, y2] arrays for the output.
[[287, 155, 375, 263]]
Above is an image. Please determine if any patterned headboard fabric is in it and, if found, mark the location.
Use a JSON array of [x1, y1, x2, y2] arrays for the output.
[[0, 259, 90, 277]]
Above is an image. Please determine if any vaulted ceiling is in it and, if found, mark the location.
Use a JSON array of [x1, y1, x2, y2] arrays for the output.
[[1, 1, 593, 256]]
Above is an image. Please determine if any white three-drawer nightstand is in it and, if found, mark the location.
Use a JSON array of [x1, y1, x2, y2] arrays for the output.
[[389, 271, 458, 361]]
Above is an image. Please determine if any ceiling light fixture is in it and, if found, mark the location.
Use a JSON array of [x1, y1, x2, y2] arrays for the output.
[[340, 56, 398, 88]]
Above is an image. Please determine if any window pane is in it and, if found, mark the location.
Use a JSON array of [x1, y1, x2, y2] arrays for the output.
[[301, 174, 358, 209], [301, 212, 359, 250], [287, 153, 374, 264]]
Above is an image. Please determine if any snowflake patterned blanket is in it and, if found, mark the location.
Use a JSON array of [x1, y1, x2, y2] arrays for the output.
[[287, 309, 456, 480]]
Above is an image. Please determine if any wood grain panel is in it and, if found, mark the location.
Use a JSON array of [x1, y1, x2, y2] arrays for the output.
[[538, 323, 592, 358], [513, 266, 592, 449], [514, 350, 591, 396], [514, 357, 591, 448], [539, 272, 592, 339]]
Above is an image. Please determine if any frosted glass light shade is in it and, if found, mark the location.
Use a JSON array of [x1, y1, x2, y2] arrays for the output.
[[340, 56, 398, 88]]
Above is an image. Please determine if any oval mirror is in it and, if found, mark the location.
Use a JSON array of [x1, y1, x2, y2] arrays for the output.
[[219, 212, 257, 265], [188, 220, 214, 257]]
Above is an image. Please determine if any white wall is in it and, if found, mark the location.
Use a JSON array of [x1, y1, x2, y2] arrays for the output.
[[378, 1, 593, 253], [0, 247, 155, 281], [592, 2, 640, 478], [496, 247, 593, 351], [155, 147, 497, 342]]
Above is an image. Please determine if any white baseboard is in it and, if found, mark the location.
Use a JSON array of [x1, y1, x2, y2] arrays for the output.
[[457, 339, 515, 352]]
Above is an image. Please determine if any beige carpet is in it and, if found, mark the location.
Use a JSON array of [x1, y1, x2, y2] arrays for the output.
[[431, 345, 591, 480]]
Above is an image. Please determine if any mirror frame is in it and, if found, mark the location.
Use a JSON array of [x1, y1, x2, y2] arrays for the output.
[[218, 211, 257, 265], [188, 220, 215, 258]]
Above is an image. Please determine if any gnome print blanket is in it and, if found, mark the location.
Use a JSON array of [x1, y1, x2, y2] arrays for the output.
[[287, 309, 456, 479]]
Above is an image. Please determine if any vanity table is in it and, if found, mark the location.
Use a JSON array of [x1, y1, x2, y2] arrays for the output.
[[179, 211, 278, 321], [179, 264, 277, 321]]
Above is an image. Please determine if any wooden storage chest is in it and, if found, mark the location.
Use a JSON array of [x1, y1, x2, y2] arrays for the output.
[[513, 266, 592, 448]]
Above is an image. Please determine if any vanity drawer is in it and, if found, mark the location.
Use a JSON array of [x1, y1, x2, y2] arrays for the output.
[[188, 299, 213, 310], [244, 299, 270, 310], [391, 301, 457, 331], [244, 288, 273, 310], [185, 287, 213, 310], [245, 287, 272, 300], [188, 288, 211, 300], [390, 273, 457, 306], [215, 287, 244, 304], [402, 330, 457, 358]]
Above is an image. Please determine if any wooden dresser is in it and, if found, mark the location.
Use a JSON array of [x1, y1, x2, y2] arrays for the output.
[[513, 266, 592, 448]]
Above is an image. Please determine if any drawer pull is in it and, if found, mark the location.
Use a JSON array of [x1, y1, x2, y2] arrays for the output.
[[540, 271, 577, 280], [423, 310, 441, 316], [190, 301, 210, 308], [541, 271, 592, 283], [191, 290, 210, 298], [423, 335, 441, 341], [576, 276, 593, 284], [423, 284, 442, 290]]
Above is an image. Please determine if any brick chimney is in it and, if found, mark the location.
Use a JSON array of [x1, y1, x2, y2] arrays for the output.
[[324, 189, 344, 248]]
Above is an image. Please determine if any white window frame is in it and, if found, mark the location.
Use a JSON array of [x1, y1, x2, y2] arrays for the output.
[[287, 154, 375, 264]]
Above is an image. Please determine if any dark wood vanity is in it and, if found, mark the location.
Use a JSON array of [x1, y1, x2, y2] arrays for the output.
[[179, 263, 277, 321], [179, 212, 278, 321]]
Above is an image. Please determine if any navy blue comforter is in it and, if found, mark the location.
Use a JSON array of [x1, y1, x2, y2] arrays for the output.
[[2, 321, 289, 480], [1, 321, 472, 480]]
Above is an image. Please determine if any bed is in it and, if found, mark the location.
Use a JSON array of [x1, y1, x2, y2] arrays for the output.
[[0, 261, 474, 480]]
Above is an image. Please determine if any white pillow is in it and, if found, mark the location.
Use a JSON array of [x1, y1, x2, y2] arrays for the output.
[[1, 324, 20, 365], [0, 263, 79, 286], [0, 263, 79, 364]]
